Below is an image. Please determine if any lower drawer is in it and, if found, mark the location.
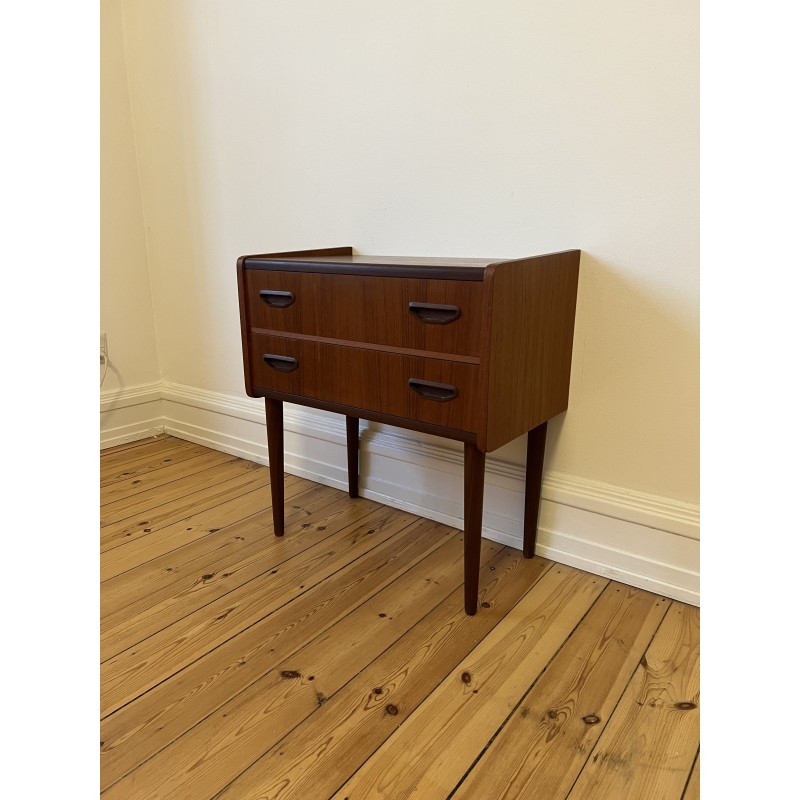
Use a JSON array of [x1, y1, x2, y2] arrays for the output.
[[248, 333, 482, 433]]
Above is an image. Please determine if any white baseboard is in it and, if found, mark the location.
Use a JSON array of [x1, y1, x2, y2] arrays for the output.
[[100, 381, 164, 449], [158, 381, 700, 605]]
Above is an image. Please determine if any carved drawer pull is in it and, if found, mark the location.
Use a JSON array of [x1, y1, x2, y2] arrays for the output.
[[408, 302, 461, 324], [408, 378, 459, 402], [259, 289, 295, 308], [263, 354, 298, 372]]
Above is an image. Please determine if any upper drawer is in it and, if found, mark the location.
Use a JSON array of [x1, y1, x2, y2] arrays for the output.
[[243, 270, 485, 357]]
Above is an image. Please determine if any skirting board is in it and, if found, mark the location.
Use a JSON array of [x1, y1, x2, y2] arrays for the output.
[[100, 382, 164, 449], [158, 381, 700, 605]]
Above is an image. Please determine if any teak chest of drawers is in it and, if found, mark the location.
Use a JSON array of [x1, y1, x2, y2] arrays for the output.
[[237, 246, 581, 614]]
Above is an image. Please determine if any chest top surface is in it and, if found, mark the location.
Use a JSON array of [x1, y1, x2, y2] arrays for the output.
[[240, 249, 505, 281]]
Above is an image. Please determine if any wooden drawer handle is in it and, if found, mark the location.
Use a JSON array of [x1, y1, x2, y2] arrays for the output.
[[263, 353, 298, 372], [408, 302, 461, 324], [408, 378, 459, 402], [259, 289, 295, 308]]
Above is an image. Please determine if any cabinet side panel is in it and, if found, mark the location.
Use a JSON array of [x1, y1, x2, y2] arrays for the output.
[[485, 251, 580, 451], [236, 257, 254, 397]]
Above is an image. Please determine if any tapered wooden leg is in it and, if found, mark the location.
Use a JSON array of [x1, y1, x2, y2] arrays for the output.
[[464, 442, 486, 615], [265, 399, 284, 536], [523, 421, 548, 558], [346, 416, 359, 498]]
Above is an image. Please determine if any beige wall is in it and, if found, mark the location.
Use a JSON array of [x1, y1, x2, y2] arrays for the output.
[[100, 0, 160, 391], [117, 0, 698, 504]]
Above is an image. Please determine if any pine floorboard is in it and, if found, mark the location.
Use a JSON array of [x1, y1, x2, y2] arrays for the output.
[[100, 433, 171, 459], [101, 438, 202, 485], [100, 435, 700, 799]]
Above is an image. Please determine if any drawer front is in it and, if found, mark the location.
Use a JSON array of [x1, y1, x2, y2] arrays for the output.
[[244, 270, 319, 337], [245, 270, 484, 357], [249, 333, 482, 432]]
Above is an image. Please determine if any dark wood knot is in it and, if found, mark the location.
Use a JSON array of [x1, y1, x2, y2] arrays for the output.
[[385, 704, 399, 716], [461, 672, 472, 685], [280, 670, 301, 679], [481, 602, 491, 608], [675, 701, 697, 710], [582, 714, 600, 725]]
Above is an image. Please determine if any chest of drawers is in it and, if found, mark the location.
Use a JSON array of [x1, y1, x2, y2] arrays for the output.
[[237, 246, 580, 614]]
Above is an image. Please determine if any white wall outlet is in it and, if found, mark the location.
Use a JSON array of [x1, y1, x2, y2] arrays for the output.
[[100, 333, 108, 360]]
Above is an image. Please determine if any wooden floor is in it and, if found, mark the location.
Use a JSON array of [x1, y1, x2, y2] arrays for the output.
[[100, 434, 700, 800]]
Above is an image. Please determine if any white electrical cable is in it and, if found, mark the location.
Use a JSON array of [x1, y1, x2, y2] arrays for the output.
[[100, 352, 109, 386]]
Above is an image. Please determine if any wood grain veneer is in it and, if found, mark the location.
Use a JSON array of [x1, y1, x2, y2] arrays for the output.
[[483, 250, 581, 451]]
